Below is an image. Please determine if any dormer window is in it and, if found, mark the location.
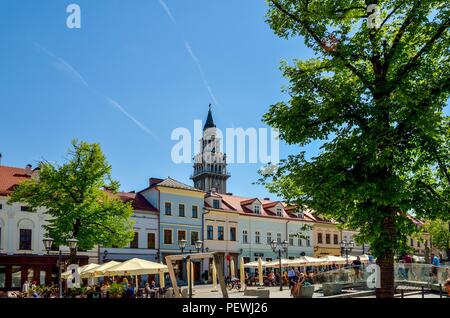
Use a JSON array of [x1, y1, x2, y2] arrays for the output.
[[212, 199, 220, 209], [254, 205, 260, 214], [276, 207, 282, 217]]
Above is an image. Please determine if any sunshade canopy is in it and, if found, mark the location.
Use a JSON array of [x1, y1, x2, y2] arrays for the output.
[[104, 258, 169, 276], [265, 258, 293, 268], [61, 263, 100, 279], [322, 255, 347, 264], [81, 261, 121, 278], [244, 260, 267, 268]]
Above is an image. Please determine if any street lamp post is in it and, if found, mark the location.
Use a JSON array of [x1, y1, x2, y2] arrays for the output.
[[103, 250, 108, 264], [194, 240, 203, 286], [340, 240, 354, 266], [42, 238, 78, 298], [271, 239, 288, 291]]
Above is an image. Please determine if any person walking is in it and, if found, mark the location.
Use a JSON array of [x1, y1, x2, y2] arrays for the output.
[[352, 256, 362, 281], [431, 253, 440, 283], [403, 253, 412, 280], [22, 280, 29, 298]]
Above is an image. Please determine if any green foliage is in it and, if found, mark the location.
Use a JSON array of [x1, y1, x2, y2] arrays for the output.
[[9, 140, 134, 250], [260, 0, 449, 296], [289, 224, 313, 240], [108, 282, 125, 298], [426, 219, 450, 252]]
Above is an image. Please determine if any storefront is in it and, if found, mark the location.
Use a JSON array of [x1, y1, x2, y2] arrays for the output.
[[0, 254, 88, 291]]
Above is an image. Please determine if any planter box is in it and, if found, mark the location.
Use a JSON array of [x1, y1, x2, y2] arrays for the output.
[[322, 283, 343, 296], [244, 288, 270, 298], [293, 285, 315, 298]]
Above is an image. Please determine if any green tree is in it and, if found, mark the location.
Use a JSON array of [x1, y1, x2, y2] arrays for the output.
[[426, 219, 450, 257], [9, 141, 134, 263], [260, 0, 450, 297]]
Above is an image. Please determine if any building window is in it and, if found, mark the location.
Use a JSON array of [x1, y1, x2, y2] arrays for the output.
[[192, 205, 198, 218], [0, 265, 6, 288], [230, 227, 236, 241], [191, 231, 199, 245], [207, 225, 214, 240], [163, 229, 172, 245], [289, 237, 294, 246], [130, 232, 139, 248], [212, 199, 220, 209], [417, 241, 421, 248], [298, 238, 302, 246], [164, 202, 172, 215], [0, 204, 2, 210], [243, 230, 248, 244], [326, 234, 331, 244], [276, 208, 282, 216], [333, 234, 339, 245], [306, 237, 311, 247], [277, 233, 282, 244], [21, 206, 34, 212], [11, 266, 21, 288], [254, 205, 260, 214], [267, 232, 272, 245], [178, 230, 186, 241], [410, 238, 414, 247], [179, 204, 185, 217], [318, 233, 323, 244], [19, 229, 32, 250], [147, 233, 155, 249], [255, 231, 260, 244], [218, 226, 224, 241]]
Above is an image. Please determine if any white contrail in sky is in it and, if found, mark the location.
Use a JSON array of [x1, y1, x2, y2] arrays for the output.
[[34, 42, 89, 88], [33, 42, 157, 140], [158, 0, 177, 25], [184, 41, 219, 106], [158, 0, 220, 107]]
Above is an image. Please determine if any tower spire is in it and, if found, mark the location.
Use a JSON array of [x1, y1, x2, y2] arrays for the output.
[[203, 104, 216, 131]]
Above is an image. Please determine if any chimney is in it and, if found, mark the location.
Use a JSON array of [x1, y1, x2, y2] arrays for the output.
[[211, 187, 217, 193], [25, 164, 32, 176], [226, 193, 233, 196], [149, 177, 164, 187], [263, 197, 270, 201]]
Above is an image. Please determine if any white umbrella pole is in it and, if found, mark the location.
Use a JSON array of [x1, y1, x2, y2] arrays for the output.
[[159, 272, 165, 288], [186, 260, 191, 291], [240, 257, 245, 292], [191, 261, 195, 289], [211, 260, 218, 291], [258, 257, 263, 287]]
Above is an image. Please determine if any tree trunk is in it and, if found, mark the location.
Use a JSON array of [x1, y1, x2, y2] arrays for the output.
[[376, 214, 396, 298]]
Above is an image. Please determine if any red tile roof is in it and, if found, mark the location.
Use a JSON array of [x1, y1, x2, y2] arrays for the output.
[[0, 165, 32, 196], [206, 192, 314, 222], [106, 191, 158, 212]]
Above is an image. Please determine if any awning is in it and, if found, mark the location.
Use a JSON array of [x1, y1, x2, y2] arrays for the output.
[[104, 258, 169, 276]]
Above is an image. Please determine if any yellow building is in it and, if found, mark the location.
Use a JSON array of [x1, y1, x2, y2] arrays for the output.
[[307, 214, 342, 257]]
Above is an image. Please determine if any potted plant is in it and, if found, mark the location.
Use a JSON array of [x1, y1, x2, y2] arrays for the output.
[[108, 282, 124, 298], [444, 279, 450, 297]]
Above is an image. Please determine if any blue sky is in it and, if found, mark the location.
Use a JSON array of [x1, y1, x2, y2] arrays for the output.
[[0, 1, 447, 199]]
